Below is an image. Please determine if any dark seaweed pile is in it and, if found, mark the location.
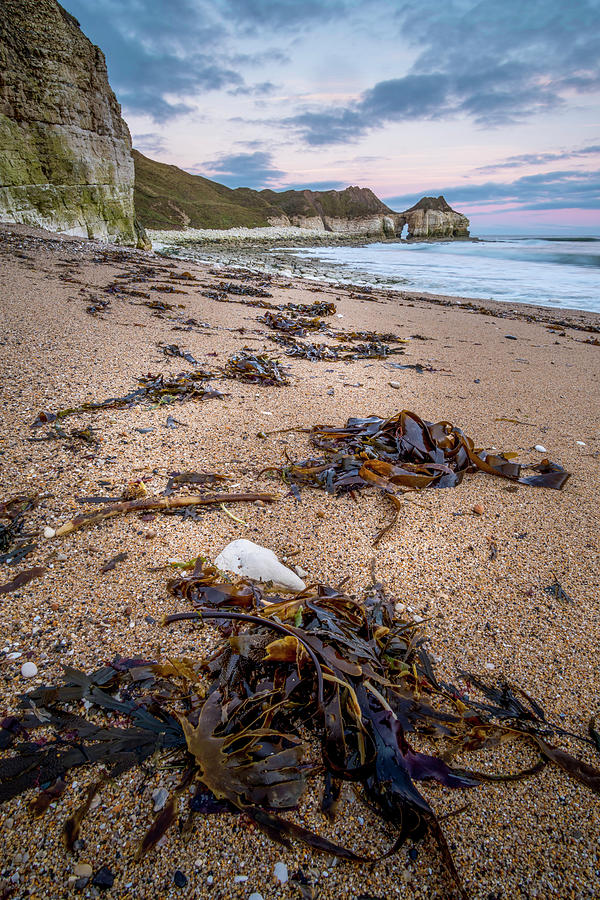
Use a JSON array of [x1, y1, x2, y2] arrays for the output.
[[1, 565, 598, 896]]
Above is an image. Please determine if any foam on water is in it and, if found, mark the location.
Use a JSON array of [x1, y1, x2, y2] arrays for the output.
[[294, 236, 600, 313]]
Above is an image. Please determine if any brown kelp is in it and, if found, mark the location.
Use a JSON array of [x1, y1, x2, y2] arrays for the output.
[[32, 371, 222, 426], [224, 351, 290, 385], [1, 568, 597, 896], [266, 409, 570, 543]]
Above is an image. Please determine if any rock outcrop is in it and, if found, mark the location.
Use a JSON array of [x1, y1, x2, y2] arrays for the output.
[[0, 0, 145, 246], [397, 196, 469, 239], [259, 186, 399, 236]]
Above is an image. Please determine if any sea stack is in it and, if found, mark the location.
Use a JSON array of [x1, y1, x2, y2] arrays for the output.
[[0, 0, 147, 246], [399, 195, 470, 239]]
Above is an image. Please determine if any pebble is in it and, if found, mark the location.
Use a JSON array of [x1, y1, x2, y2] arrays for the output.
[[504, 334, 518, 340], [389, 380, 402, 389], [151, 787, 169, 811], [92, 866, 114, 889], [472, 503, 485, 515], [576, 440, 586, 446], [173, 870, 188, 888], [43, 526, 56, 538], [534, 445, 547, 453], [74, 863, 93, 878], [206, 875, 214, 885], [249, 894, 264, 900], [273, 862, 288, 884], [485, 662, 495, 670], [21, 662, 38, 678], [233, 874, 248, 883]]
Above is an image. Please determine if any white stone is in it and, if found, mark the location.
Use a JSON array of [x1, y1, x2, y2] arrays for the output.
[[273, 862, 288, 884], [389, 380, 402, 389], [215, 540, 306, 592], [152, 787, 169, 811], [21, 662, 38, 678], [249, 894, 264, 900], [534, 445, 547, 453], [576, 441, 586, 446], [43, 526, 56, 539], [233, 875, 248, 883]]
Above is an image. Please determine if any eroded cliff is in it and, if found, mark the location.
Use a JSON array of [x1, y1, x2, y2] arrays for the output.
[[398, 195, 470, 239], [0, 0, 144, 246]]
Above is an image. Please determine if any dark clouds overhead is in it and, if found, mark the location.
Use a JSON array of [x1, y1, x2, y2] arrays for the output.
[[288, 0, 600, 144]]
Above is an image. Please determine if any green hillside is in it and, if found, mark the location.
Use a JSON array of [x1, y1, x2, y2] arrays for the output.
[[260, 185, 394, 220], [133, 150, 398, 230], [133, 150, 284, 229]]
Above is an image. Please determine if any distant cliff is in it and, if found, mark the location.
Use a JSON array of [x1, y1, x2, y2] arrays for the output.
[[398, 196, 469, 238], [0, 0, 146, 246], [134, 152, 469, 239]]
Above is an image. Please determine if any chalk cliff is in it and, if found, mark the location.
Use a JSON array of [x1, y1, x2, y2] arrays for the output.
[[0, 0, 146, 246], [398, 196, 470, 239]]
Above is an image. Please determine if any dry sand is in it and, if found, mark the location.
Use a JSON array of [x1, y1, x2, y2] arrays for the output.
[[0, 222, 599, 899]]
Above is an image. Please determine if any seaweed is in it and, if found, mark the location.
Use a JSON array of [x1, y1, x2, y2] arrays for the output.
[[0, 495, 38, 560], [224, 351, 289, 385], [269, 333, 405, 361], [265, 409, 571, 544], [1, 570, 598, 896], [0, 566, 45, 595], [258, 311, 326, 336], [158, 343, 199, 365], [32, 371, 222, 426]]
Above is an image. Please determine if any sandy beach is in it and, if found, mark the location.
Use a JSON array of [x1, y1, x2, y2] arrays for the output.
[[1, 222, 599, 899]]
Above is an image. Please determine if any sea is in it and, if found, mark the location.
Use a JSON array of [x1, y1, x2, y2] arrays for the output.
[[292, 235, 600, 314]]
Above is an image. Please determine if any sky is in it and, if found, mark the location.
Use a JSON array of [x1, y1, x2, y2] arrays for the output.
[[61, 0, 600, 232]]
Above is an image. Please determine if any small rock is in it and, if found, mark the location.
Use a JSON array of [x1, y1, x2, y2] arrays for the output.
[[21, 662, 38, 678], [504, 334, 518, 340], [173, 870, 188, 888], [43, 526, 56, 539], [206, 874, 214, 885], [89, 794, 101, 811], [472, 503, 485, 516], [144, 529, 157, 539], [576, 440, 586, 446], [233, 874, 248, 883], [74, 863, 93, 878], [485, 663, 495, 670], [152, 787, 169, 812], [215, 540, 306, 592], [273, 861, 288, 884], [389, 380, 402, 389], [75, 877, 90, 891], [534, 445, 547, 453], [326, 388, 334, 396], [249, 894, 264, 900], [92, 867, 115, 890]]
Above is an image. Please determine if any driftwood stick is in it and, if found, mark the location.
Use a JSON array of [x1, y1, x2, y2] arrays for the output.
[[55, 493, 278, 536]]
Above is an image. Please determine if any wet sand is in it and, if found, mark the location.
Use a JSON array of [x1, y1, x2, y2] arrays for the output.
[[0, 222, 599, 899]]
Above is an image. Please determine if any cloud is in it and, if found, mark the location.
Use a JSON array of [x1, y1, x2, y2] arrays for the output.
[[286, 0, 600, 144], [476, 144, 600, 173], [132, 132, 170, 155], [62, 0, 245, 120], [384, 169, 600, 212], [195, 151, 286, 188], [281, 180, 348, 191], [222, 0, 353, 31], [228, 81, 278, 97]]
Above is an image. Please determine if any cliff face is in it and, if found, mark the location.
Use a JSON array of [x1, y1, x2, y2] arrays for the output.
[[0, 0, 145, 246], [260, 186, 398, 235], [398, 196, 470, 239]]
